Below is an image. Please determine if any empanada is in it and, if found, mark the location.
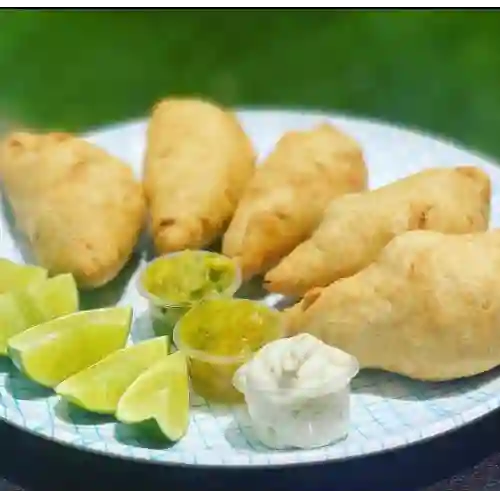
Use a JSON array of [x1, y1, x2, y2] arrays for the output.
[[144, 98, 256, 254], [266, 166, 490, 296], [285, 230, 500, 381], [223, 123, 368, 279], [0, 131, 146, 288]]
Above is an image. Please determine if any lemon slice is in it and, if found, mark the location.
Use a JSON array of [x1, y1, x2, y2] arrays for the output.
[[116, 351, 189, 442], [8, 307, 131, 388], [0, 273, 79, 354], [0, 258, 47, 293], [56, 336, 170, 414]]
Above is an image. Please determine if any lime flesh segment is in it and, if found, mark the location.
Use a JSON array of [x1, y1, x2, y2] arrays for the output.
[[116, 351, 189, 442], [56, 336, 170, 414], [0, 273, 79, 354], [0, 259, 48, 294], [8, 307, 132, 388]]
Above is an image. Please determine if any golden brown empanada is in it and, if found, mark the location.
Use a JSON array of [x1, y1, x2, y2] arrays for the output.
[[144, 98, 256, 254], [266, 166, 490, 296], [285, 230, 500, 381], [0, 131, 146, 288], [223, 123, 368, 280]]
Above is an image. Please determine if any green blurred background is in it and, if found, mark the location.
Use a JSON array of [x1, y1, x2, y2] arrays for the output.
[[1, 9, 499, 156]]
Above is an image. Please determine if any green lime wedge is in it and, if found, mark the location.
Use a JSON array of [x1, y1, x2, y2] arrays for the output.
[[8, 307, 132, 388], [0, 273, 79, 354], [0, 258, 47, 293], [116, 351, 189, 442], [56, 336, 170, 414]]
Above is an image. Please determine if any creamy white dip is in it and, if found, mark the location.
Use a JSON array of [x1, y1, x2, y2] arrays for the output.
[[233, 333, 359, 450]]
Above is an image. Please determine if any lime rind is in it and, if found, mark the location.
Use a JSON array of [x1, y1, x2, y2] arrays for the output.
[[24, 273, 79, 321], [0, 273, 79, 355], [116, 351, 189, 442], [7, 307, 133, 388], [56, 336, 170, 414], [8, 307, 131, 351], [0, 259, 48, 294]]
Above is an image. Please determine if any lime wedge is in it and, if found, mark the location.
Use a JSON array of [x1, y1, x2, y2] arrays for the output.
[[0, 273, 79, 354], [8, 307, 131, 388], [0, 258, 47, 293], [56, 336, 170, 414], [116, 351, 189, 442]]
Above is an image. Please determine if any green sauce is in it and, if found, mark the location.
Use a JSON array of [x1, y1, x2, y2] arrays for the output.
[[177, 298, 283, 359], [174, 298, 283, 403], [142, 251, 237, 305]]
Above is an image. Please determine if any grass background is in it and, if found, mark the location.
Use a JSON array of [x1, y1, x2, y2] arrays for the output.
[[0, 9, 499, 157]]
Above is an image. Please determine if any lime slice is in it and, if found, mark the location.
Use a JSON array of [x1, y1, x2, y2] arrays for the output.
[[56, 336, 170, 414], [0, 258, 47, 293], [8, 307, 132, 388], [116, 351, 189, 442], [0, 273, 79, 354]]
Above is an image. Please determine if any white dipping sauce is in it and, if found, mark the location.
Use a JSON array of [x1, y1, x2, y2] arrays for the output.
[[233, 333, 359, 450]]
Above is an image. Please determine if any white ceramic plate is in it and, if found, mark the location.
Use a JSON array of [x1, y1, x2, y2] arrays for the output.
[[1, 109, 500, 468]]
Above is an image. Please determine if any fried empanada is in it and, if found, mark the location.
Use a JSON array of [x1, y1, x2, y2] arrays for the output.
[[285, 230, 500, 381], [0, 131, 146, 288], [265, 166, 490, 296], [222, 123, 368, 279], [143, 98, 256, 254]]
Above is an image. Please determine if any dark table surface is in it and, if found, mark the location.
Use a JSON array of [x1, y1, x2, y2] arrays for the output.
[[1, 408, 500, 491]]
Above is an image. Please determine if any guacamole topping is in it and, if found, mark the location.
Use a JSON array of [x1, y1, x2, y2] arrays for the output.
[[142, 251, 237, 304], [176, 298, 283, 359]]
